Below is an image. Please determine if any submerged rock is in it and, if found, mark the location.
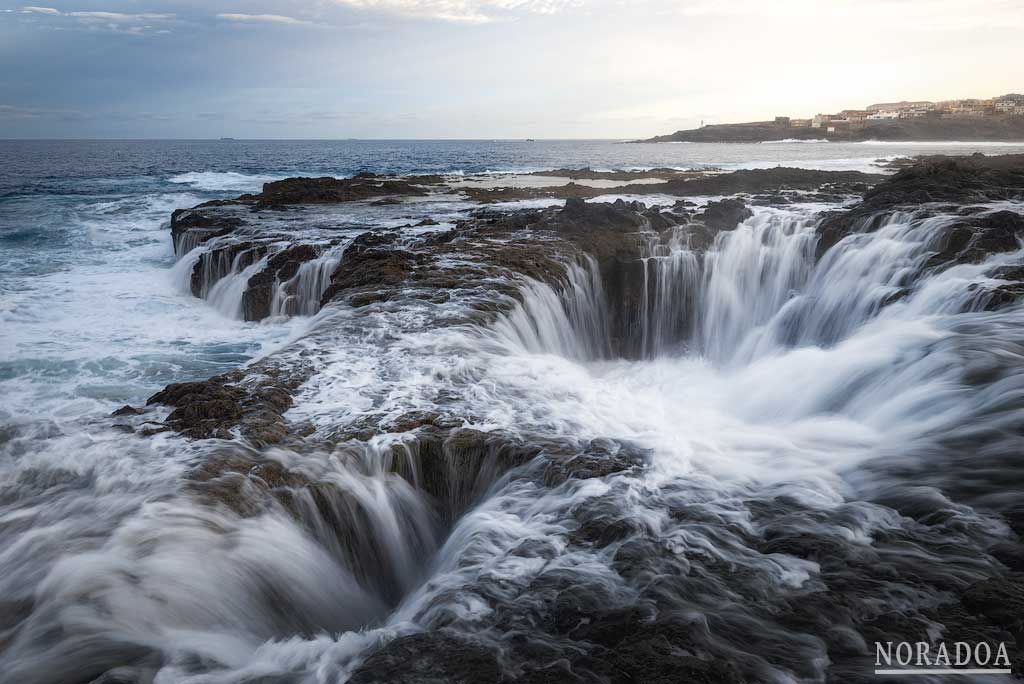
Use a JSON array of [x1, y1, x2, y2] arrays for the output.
[[146, 361, 309, 444], [146, 380, 246, 440], [348, 632, 502, 684]]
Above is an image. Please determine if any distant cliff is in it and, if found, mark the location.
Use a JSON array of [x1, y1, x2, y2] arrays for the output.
[[642, 115, 1024, 143]]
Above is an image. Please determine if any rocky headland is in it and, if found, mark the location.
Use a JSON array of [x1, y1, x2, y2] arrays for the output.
[[642, 115, 1024, 143]]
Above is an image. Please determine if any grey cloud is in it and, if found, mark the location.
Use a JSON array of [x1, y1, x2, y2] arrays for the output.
[[329, 0, 584, 23], [216, 13, 321, 26], [13, 6, 177, 33], [68, 11, 175, 21], [19, 6, 62, 14]]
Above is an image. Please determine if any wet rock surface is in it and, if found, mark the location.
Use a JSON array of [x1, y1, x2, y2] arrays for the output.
[[146, 358, 310, 444], [697, 197, 754, 231], [170, 205, 243, 256], [817, 154, 1024, 255]]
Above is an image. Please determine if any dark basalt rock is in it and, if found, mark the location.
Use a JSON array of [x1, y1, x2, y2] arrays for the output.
[[186, 450, 313, 517], [348, 632, 502, 684], [146, 380, 246, 440], [542, 438, 646, 486], [558, 197, 647, 232], [862, 155, 1024, 208], [146, 362, 308, 444], [320, 235, 420, 307], [242, 175, 429, 207], [652, 167, 880, 197], [922, 210, 1024, 273], [169, 207, 243, 255], [975, 265, 1024, 310], [601, 627, 745, 684], [817, 155, 1024, 258], [698, 198, 753, 231], [110, 405, 144, 417], [462, 168, 880, 203]]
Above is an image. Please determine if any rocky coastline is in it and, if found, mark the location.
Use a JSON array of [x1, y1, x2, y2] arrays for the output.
[[77, 154, 1024, 683]]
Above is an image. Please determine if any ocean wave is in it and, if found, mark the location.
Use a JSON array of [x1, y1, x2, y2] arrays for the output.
[[855, 140, 1024, 146], [759, 138, 830, 144], [716, 156, 899, 174], [168, 171, 292, 192]]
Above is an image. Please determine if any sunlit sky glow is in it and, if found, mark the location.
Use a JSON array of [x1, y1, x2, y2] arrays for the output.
[[1, 0, 1021, 138]]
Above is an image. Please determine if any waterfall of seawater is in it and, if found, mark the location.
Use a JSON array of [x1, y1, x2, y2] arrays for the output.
[[270, 245, 347, 318], [171, 240, 346, 320], [496, 206, 1019, 365], [207, 253, 270, 319]]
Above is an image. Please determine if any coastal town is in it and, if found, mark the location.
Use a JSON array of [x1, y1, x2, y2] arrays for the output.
[[646, 93, 1024, 143], [781, 93, 1024, 134]]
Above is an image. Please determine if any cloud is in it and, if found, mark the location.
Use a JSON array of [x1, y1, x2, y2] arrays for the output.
[[68, 11, 175, 22], [19, 6, 175, 21], [330, 0, 582, 23], [19, 6, 62, 14], [14, 6, 177, 33], [0, 104, 90, 120], [216, 13, 319, 26]]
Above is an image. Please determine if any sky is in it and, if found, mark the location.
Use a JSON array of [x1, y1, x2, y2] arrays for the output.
[[0, 0, 1021, 138]]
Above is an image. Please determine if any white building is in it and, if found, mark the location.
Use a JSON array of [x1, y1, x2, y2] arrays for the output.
[[866, 101, 935, 113]]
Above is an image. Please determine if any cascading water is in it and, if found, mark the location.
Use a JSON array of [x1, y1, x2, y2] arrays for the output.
[[498, 204, 1022, 366], [207, 253, 270, 319], [270, 245, 347, 318], [638, 229, 702, 358], [489, 256, 613, 361]]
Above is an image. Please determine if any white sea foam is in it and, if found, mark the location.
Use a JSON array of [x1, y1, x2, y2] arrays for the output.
[[715, 156, 900, 174], [759, 138, 830, 144], [855, 140, 1024, 146], [168, 171, 292, 192]]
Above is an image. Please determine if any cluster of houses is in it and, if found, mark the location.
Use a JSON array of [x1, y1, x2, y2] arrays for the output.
[[771, 94, 1024, 133]]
